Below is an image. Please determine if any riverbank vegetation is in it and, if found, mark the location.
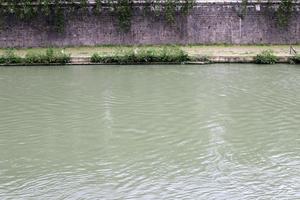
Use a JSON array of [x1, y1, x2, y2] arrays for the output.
[[2, 44, 297, 58], [255, 50, 278, 64], [91, 46, 190, 64], [290, 54, 300, 64], [0, 49, 70, 65], [0, 45, 299, 65]]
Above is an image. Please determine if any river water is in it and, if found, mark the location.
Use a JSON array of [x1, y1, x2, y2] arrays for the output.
[[0, 64, 299, 199]]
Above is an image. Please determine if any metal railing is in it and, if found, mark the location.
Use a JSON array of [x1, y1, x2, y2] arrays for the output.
[[290, 46, 297, 55]]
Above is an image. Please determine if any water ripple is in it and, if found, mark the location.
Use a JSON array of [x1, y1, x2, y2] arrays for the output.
[[0, 64, 299, 199]]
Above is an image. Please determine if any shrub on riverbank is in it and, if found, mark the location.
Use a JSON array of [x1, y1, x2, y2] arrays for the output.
[[0, 49, 70, 65], [91, 47, 189, 64], [25, 49, 70, 64], [255, 50, 278, 64], [289, 54, 300, 64], [0, 50, 22, 64]]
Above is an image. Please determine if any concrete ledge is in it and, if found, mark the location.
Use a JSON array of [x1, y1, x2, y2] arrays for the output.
[[207, 55, 292, 63]]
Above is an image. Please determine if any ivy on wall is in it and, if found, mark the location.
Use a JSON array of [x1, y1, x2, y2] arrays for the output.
[[237, 0, 248, 19], [237, 0, 295, 28], [0, 0, 296, 32], [0, 0, 195, 32], [276, 0, 294, 27]]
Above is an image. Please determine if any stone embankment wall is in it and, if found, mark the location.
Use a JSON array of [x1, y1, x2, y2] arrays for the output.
[[0, 2, 299, 47]]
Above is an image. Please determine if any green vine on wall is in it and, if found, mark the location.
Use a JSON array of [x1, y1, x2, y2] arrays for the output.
[[114, 0, 133, 32], [237, 0, 295, 27], [237, 0, 248, 19], [52, 0, 65, 33], [0, 0, 196, 32], [276, 0, 293, 27], [0, 0, 295, 33]]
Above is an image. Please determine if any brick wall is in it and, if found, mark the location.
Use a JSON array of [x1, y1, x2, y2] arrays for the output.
[[0, 3, 299, 47]]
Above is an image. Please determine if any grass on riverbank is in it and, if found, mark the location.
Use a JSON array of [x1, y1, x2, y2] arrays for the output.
[[0, 49, 70, 65], [255, 50, 278, 64], [1, 45, 299, 57], [290, 54, 300, 64], [1, 45, 300, 65], [91, 47, 190, 64]]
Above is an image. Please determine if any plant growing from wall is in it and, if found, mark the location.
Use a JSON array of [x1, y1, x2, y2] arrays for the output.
[[52, 0, 65, 33], [237, 0, 295, 27], [0, 0, 283, 33], [113, 0, 134, 32], [237, 0, 248, 19], [94, 0, 102, 14], [276, 0, 294, 27], [164, 0, 177, 23], [0, 0, 197, 32], [181, 0, 195, 15]]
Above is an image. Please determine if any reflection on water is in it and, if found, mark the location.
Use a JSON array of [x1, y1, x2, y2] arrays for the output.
[[0, 64, 299, 199]]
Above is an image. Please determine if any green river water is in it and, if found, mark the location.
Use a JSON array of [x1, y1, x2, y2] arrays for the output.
[[0, 64, 299, 199]]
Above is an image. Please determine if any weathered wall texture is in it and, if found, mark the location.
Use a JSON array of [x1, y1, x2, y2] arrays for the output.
[[0, 3, 299, 47]]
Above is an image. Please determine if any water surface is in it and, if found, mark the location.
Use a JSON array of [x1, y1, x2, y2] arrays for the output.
[[0, 64, 299, 199]]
